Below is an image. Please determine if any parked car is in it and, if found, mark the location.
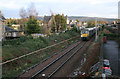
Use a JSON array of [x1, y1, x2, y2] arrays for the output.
[[103, 59, 110, 67], [103, 67, 112, 76]]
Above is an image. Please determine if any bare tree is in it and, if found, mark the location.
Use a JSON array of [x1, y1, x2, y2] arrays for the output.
[[19, 8, 27, 18], [27, 3, 38, 18], [19, 3, 38, 19], [19, 3, 39, 34]]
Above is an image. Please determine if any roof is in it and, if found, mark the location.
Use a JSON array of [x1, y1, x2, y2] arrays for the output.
[[0, 14, 6, 21], [87, 28, 95, 31], [82, 27, 95, 31], [5, 26, 19, 32], [43, 16, 52, 23]]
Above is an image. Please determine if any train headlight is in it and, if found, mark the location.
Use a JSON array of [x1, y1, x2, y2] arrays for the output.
[[81, 35, 83, 37]]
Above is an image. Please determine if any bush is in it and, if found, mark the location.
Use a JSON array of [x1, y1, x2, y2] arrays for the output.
[[3, 30, 80, 61], [104, 34, 118, 37], [2, 36, 33, 46], [104, 33, 119, 40], [72, 26, 77, 32]]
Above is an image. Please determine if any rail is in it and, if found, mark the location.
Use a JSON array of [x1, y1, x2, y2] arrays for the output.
[[30, 41, 86, 79], [48, 42, 86, 78]]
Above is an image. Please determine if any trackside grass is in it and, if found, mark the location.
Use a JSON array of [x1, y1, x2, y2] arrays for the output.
[[2, 30, 81, 77]]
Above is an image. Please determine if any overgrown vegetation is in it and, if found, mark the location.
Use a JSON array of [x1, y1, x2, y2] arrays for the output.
[[26, 16, 41, 34], [103, 26, 118, 40], [103, 27, 120, 47], [87, 20, 95, 28], [2, 30, 80, 61], [55, 14, 67, 32], [2, 30, 81, 77]]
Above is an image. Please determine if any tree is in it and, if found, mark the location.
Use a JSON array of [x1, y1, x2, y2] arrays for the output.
[[19, 3, 39, 33], [102, 24, 104, 31], [55, 14, 67, 32], [26, 17, 41, 34], [13, 20, 17, 24], [61, 14, 66, 31], [19, 8, 28, 32], [51, 20, 56, 33], [88, 20, 95, 28], [55, 14, 61, 32], [19, 3, 38, 18], [19, 8, 27, 18], [76, 19, 79, 22], [7, 21, 11, 27]]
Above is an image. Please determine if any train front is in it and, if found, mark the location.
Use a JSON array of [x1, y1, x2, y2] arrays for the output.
[[81, 29, 89, 41]]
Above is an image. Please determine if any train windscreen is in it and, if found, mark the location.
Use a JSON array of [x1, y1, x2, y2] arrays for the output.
[[81, 30, 88, 34]]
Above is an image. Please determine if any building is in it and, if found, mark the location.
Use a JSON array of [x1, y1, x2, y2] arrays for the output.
[[11, 24, 21, 30], [0, 11, 6, 41], [76, 21, 82, 30], [66, 24, 72, 30], [43, 14, 56, 33], [65, 16, 69, 24], [5, 26, 24, 38]]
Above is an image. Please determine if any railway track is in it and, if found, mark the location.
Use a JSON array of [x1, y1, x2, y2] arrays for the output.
[[29, 41, 86, 79]]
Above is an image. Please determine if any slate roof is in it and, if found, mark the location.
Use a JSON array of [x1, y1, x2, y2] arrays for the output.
[[43, 16, 52, 23], [5, 26, 18, 32]]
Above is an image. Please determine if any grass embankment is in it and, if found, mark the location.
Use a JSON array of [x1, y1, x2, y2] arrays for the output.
[[80, 43, 100, 74], [2, 30, 81, 77]]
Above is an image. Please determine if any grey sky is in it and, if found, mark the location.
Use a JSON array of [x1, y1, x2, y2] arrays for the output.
[[0, 0, 119, 18]]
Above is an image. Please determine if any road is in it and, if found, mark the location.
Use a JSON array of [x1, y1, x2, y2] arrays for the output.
[[104, 40, 119, 76]]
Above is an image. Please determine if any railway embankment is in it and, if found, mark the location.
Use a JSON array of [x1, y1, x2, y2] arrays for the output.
[[2, 30, 81, 77], [71, 39, 100, 78], [70, 31, 102, 78]]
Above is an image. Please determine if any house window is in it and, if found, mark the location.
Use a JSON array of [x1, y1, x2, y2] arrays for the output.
[[13, 32, 16, 37], [8, 33, 11, 37]]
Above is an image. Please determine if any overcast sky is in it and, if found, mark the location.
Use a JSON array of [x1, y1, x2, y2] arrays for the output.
[[0, 0, 119, 18]]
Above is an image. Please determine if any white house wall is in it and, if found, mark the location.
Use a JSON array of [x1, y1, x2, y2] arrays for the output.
[[0, 20, 5, 41]]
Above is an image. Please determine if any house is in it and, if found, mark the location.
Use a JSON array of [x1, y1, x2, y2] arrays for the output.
[[0, 11, 6, 41], [83, 22, 88, 26], [5, 26, 24, 38], [11, 24, 20, 30], [76, 21, 82, 30], [69, 20, 74, 25], [65, 16, 69, 24], [66, 24, 72, 30], [43, 14, 56, 34]]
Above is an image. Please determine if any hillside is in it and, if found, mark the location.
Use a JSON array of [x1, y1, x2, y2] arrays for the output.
[[38, 16, 116, 23], [68, 16, 116, 23]]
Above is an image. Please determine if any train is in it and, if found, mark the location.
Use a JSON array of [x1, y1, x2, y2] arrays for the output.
[[81, 26, 100, 41]]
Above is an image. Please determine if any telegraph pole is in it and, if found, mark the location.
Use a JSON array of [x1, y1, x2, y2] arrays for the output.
[[118, 1, 120, 39], [95, 18, 98, 41]]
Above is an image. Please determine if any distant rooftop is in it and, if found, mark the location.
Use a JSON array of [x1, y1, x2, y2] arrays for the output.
[[43, 16, 52, 23]]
